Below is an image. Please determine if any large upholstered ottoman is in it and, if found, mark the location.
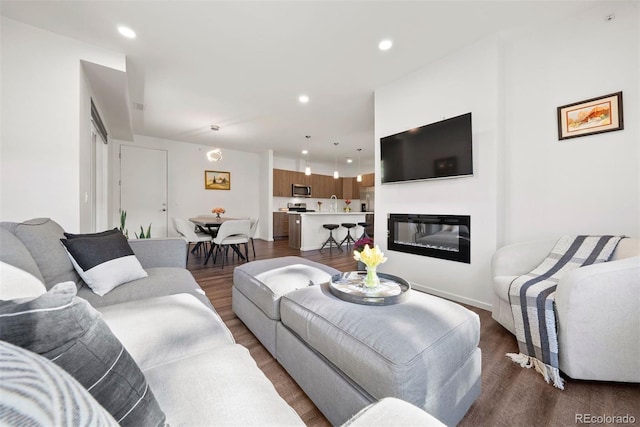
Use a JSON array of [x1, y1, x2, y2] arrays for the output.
[[232, 257, 481, 426], [276, 284, 481, 426], [232, 257, 340, 356]]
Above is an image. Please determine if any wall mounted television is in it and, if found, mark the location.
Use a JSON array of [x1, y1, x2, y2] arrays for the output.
[[380, 112, 473, 184]]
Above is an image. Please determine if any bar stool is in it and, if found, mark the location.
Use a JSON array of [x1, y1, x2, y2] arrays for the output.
[[339, 223, 357, 250], [319, 224, 342, 253], [357, 222, 371, 239]]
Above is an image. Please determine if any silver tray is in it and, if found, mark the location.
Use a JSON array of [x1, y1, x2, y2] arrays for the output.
[[328, 271, 410, 306]]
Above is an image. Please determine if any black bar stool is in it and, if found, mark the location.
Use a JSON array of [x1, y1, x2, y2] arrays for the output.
[[339, 223, 357, 250], [357, 222, 371, 239], [319, 224, 342, 253]]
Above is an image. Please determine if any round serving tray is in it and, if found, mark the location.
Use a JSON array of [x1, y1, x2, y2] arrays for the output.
[[328, 271, 411, 306]]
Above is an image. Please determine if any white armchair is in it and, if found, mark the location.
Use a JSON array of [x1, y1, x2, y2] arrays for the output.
[[491, 237, 639, 382]]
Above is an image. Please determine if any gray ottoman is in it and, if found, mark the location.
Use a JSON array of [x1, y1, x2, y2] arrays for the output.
[[232, 257, 340, 356], [277, 284, 481, 426]]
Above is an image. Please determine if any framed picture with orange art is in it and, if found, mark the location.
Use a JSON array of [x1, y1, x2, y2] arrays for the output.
[[204, 170, 230, 190], [557, 92, 623, 140]]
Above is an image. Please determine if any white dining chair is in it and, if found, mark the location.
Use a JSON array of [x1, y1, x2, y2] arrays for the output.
[[173, 218, 213, 263], [248, 217, 259, 259], [210, 219, 250, 269]]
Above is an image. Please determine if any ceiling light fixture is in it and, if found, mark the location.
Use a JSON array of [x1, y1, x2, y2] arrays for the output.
[[378, 39, 393, 51], [118, 26, 136, 39], [210, 124, 220, 131], [356, 148, 363, 182], [299, 94, 309, 104], [333, 142, 339, 179], [346, 158, 353, 164], [207, 148, 222, 162], [305, 136, 312, 176]]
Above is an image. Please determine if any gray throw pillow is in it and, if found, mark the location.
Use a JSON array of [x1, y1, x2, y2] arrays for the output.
[[0, 282, 166, 427], [0, 340, 118, 426], [60, 231, 148, 296]]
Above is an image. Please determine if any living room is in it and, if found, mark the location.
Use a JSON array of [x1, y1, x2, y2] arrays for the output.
[[1, 1, 638, 426]]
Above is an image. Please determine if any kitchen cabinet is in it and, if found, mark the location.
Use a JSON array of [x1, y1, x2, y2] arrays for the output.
[[273, 211, 289, 238], [288, 214, 301, 249], [361, 173, 375, 188], [342, 177, 354, 200], [311, 174, 341, 199], [273, 169, 294, 197]]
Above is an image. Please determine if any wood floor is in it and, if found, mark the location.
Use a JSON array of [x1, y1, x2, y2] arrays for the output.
[[188, 239, 640, 427]]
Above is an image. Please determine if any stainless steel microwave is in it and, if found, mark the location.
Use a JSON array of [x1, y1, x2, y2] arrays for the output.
[[292, 184, 312, 198]]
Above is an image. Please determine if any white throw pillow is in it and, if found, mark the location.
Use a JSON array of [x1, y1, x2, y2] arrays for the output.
[[0, 261, 47, 300]]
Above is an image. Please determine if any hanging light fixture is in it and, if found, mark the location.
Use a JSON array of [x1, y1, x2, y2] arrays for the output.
[[356, 148, 363, 182], [333, 142, 339, 179], [304, 136, 311, 175], [207, 148, 222, 162]]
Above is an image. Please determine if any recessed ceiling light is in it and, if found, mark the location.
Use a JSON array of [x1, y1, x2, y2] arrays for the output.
[[378, 39, 393, 51], [346, 158, 353, 163], [118, 26, 136, 39], [299, 94, 309, 104], [302, 149, 308, 154]]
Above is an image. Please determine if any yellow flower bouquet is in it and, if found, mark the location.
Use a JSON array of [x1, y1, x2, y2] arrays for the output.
[[353, 244, 387, 288]]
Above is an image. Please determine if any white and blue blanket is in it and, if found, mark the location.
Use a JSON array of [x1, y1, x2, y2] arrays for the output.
[[507, 235, 623, 389]]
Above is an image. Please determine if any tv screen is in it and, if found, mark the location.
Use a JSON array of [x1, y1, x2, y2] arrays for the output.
[[380, 112, 473, 183]]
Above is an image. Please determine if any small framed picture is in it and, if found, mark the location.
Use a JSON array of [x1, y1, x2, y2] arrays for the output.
[[557, 92, 623, 140], [204, 170, 230, 190]]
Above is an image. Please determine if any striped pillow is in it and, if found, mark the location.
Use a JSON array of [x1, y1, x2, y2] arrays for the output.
[[0, 340, 118, 426], [0, 282, 166, 426], [60, 231, 147, 296]]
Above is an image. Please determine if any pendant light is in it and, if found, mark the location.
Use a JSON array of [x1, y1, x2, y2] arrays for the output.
[[356, 148, 362, 182], [333, 142, 339, 179], [304, 136, 311, 175]]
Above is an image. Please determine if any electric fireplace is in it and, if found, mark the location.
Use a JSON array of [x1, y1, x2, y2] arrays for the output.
[[387, 214, 470, 263]]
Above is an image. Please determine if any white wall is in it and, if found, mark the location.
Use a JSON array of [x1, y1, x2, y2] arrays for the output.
[[375, 38, 501, 310], [111, 135, 262, 238], [0, 17, 125, 231], [503, 3, 639, 242], [374, 3, 639, 309]]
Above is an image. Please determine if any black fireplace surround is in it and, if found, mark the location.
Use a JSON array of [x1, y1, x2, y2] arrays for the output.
[[387, 214, 470, 263]]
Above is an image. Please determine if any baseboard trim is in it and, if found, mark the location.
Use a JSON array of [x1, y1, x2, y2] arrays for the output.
[[410, 283, 492, 311]]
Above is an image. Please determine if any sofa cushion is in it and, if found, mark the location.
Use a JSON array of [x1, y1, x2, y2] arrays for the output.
[[144, 344, 305, 427], [0, 282, 166, 427], [60, 232, 148, 296], [63, 228, 121, 239], [11, 218, 80, 288], [343, 398, 445, 427], [0, 226, 45, 284], [0, 261, 47, 300], [99, 293, 234, 370], [0, 340, 118, 426], [77, 267, 211, 308]]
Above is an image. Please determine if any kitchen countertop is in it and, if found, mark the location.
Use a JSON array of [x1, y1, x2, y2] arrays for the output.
[[286, 211, 373, 215]]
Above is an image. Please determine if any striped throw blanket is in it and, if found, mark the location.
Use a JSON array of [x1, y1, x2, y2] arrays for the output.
[[507, 235, 623, 389]]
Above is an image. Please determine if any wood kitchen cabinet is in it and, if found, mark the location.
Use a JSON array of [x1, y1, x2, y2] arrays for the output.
[[288, 214, 301, 249], [360, 173, 375, 188], [273, 212, 289, 238], [273, 169, 292, 197]]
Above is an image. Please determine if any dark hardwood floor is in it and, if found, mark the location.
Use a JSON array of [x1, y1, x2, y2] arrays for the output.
[[188, 239, 640, 427]]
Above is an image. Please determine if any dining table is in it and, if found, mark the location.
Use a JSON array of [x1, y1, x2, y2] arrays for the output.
[[189, 216, 246, 265]]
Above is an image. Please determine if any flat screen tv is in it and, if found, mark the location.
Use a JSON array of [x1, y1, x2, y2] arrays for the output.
[[380, 112, 473, 183]]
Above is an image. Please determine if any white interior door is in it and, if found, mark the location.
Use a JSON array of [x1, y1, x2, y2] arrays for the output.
[[120, 145, 168, 238]]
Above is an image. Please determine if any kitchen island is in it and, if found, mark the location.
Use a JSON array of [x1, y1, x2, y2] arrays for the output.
[[288, 212, 371, 251]]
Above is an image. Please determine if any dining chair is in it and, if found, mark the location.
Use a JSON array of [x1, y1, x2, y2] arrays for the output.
[[210, 219, 250, 269], [248, 217, 259, 259], [173, 218, 213, 263]]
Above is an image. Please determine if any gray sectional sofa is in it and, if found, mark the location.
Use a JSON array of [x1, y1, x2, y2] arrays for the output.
[[0, 218, 444, 426]]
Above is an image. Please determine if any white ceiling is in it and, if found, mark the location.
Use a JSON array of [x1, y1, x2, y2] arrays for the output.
[[1, 1, 592, 169]]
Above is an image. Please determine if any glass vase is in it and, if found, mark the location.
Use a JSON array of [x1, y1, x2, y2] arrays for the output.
[[363, 265, 380, 289]]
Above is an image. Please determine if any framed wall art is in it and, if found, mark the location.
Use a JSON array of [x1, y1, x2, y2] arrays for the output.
[[557, 92, 623, 140], [204, 170, 230, 190]]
